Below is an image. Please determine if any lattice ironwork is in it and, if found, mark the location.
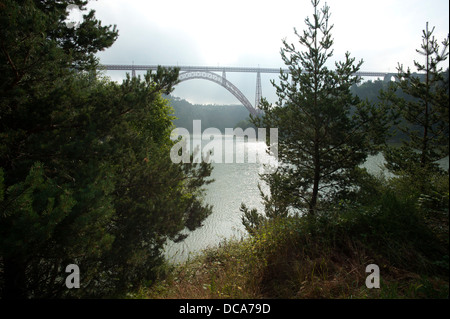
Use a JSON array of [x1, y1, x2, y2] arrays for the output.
[[178, 71, 261, 116], [255, 70, 262, 109], [99, 64, 394, 113]]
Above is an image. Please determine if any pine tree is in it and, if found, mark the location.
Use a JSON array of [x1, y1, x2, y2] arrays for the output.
[[245, 0, 390, 220], [1, 0, 213, 298], [0, 0, 119, 298], [382, 23, 449, 178]]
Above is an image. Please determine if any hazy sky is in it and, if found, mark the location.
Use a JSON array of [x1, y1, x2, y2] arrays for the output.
[[85, 0, 449, 105]]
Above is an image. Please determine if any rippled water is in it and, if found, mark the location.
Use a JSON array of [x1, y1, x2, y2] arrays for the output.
[[165, 136, 449, 263], [165, 135, 270, 263]]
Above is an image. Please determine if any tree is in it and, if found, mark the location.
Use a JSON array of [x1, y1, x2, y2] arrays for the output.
[[244, 0, 390, 222], [381, 23, 449, 179], [0, 0, 119, 299], [0, 0, 213, 298], [92, 73, 213, 296]]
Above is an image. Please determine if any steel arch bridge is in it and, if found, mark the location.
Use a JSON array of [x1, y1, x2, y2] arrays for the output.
[[100, 64, 391, 115], [177, 71, 258, 115]]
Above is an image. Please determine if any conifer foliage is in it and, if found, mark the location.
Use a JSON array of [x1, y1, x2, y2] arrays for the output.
[[246, 0, 390, 220], [381, 23, 449, 177], [0, 0, 212, 298]]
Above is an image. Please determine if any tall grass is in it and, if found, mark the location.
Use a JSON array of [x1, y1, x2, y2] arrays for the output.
[[137, 173, 449, 299]]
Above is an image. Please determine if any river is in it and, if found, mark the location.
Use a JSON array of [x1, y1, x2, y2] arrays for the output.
[[164, 135, 449, 263]]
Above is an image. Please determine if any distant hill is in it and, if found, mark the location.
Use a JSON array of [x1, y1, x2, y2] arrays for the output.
[[166, 69, 449, 140], [165, 95, 251, 133]]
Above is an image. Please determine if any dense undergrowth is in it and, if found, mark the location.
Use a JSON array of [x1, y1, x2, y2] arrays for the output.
[[129, 172, 449, 299]]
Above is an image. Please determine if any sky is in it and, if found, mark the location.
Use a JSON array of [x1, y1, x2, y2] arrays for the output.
[[82, 0, 449, 105]]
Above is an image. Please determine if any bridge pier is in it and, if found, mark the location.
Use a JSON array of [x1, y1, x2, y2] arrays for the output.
[[100, 64, 392, 116], [131, 62, 136, 78], [383, 73, 397, 83], [255, 70, 262, 109]]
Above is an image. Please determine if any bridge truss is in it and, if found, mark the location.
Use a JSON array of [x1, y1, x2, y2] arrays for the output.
[[177, 71, 259, 115], [100, 64, 390, 115]]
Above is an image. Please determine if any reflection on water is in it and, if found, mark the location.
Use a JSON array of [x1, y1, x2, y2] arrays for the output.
[[165, 135, 270, 263], [165, 136, 449, 263]]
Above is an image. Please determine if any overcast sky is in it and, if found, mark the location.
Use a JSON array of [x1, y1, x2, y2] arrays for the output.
[[84, 0, 449, 105]]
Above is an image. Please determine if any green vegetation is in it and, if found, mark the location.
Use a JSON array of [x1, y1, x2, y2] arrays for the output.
[[245, 0, 393, 218], [141, 172, 448, 299], [0, 0, 212, 298], [142, 0, 448, 300], [380, 22, 449, 181], [167, 96, 251, 133], [0, 0, 448, 300]]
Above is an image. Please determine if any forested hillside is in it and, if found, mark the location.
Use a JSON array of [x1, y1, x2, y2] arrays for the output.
[[166, 96, 251, 133], [166, 71, 449, 144]]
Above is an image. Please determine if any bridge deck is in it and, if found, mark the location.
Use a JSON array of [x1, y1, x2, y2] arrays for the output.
[[100, 64, 389, 78]]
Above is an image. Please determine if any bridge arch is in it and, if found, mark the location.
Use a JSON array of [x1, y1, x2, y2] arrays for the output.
[[177, 71, 260, 116], [384, 73, 398, 83]]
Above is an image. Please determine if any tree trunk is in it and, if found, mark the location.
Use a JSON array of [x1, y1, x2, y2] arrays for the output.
[[310, 134, 320, 215], [421, 46, 430, 169], [310, 174, 320, 215]]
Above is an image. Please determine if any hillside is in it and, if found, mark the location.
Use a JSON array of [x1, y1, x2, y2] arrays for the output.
[[166, 95, 251, 133]]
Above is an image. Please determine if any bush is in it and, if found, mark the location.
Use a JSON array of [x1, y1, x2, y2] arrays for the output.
[[241, 185, 448, 297]]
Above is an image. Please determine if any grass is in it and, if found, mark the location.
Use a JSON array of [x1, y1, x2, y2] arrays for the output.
[[131, 235, 448, 299], [129, 239, 261, 299], [130, 174, 449, 299]]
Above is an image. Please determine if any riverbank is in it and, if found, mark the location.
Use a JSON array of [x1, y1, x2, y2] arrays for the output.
[[129, 175, 449, 299], [163, 152, 448, 265]]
